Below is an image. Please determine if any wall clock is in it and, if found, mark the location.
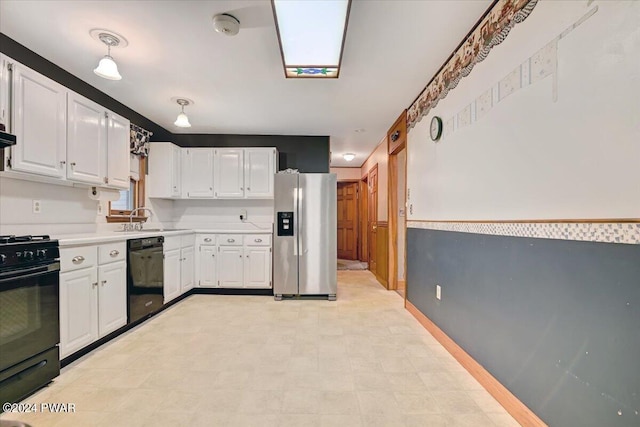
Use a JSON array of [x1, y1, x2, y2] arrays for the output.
[[430, 116, 443, 141]]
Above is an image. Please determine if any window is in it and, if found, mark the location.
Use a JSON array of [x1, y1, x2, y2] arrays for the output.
[[107, 156, 147, 222]]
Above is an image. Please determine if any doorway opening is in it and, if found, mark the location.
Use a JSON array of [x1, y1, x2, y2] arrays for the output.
[[388, 110, 408, 298]]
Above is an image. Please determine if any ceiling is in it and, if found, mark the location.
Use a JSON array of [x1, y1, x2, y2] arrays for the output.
[[0, 0, 490, 167]]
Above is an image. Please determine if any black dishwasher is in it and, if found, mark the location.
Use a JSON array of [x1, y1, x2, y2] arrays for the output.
[[127, 236, 164, 324]]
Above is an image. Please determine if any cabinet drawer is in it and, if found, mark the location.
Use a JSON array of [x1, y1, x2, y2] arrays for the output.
[[164, 236, 181, 251], [218, 234, 243, 246], [98, 242, 126, 264], [60, 245, 97, 272], [197, 234, 217, 246], [181, 234, 195, 248], [244, 234, 271, 246]]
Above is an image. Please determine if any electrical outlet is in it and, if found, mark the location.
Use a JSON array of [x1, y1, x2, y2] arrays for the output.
[[239, 209, 247, 221], [32, 200, 41, 214], [436, 284, 442, 300]]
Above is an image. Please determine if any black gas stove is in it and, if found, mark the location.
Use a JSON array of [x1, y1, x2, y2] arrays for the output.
[[0, 235, 60, 270], [0, 234, 61, 407]]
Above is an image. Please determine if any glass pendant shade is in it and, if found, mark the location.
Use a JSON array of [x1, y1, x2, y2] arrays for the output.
[[174, 112, 191, 128], [93, 55, 122, 80]]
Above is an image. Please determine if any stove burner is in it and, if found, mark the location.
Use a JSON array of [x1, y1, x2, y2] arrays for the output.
[[0, 235, 51, 244]]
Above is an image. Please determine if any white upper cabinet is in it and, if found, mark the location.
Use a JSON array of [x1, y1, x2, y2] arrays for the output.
[[182, 148, 214, 198], [148, 142, 182, 198], [67, 92, 107, 185], [244, 148, 276, 198], [10, 60, 67, 178], [214, 148, 244, 198], [106, 112, 131, 189]]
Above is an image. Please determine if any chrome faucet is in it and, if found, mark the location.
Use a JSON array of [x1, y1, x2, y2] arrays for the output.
[[125, 207, 154, 231]]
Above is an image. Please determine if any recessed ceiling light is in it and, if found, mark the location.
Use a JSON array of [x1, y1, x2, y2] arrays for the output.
[[343, 153, 355, 162], [272, 0, 351, 78]]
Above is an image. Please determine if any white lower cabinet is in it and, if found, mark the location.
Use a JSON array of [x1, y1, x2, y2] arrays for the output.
[[97, 262, 127, 335], [244, 246, 271, 289], [163, 248, 181, 303], [164, 234, 195, 303], [60, 267, 99, 358], [218, 246, 244, 288], [59, 243, 127, 359], [197, 233, 272, 289]]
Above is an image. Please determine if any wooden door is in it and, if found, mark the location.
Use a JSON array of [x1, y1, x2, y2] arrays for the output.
[[368, 165, 378, 274], [337, 182, 359, 260], [359, 179, 368, 262]]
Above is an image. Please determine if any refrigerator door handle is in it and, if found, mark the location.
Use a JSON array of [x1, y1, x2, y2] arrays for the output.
[[293, 186, 298, 257], [298, 187, 303, 256]]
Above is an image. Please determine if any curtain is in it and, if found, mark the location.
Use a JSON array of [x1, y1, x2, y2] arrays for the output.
[[130, 123, 153, 157]]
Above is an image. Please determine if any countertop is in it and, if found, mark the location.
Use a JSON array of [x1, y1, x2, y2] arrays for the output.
[[54, 228, 272, 246]]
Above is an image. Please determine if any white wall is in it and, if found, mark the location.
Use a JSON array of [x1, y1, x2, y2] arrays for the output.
[[397, 148, 406, 280], [172, 199, 273, 230], [407, 1, 640, 221], [330, 167, 361, 181], [0, 176, 102, 235]]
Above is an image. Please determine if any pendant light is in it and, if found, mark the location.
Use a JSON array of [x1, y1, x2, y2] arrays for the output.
[[93, 33, 123, 80], [174, 99, 192, 128]]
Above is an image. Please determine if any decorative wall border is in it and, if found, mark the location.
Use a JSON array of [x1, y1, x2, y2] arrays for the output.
[[407, 0, 538, 130], [407, 221, 640, 245]]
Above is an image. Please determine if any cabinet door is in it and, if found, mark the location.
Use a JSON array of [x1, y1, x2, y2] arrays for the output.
[[171, 145, 182, 197], [0, 55, 9, 131], [214, 148, 244, 198], [60, 268, 98, 358], [183, 148, 214, 198], [97, 261, 127, 337], [245, 148, 275, 199], [107, 112, 130, 189], [164, 249, 181, 303], [198, 245, 217, 287], [244, 246, 272, 289], [218, 246, 244, 287], [10, 61, 67, 178], [180, 246, 195, 292], [67, 92, 107, 184]]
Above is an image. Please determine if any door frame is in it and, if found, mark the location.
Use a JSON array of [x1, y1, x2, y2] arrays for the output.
[[337, 179, 360, 260], [388, 111, 408, 294], [359, 175, 369, 263]]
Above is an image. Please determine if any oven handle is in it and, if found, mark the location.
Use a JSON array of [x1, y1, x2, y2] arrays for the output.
[[0, 262, 60, 283]]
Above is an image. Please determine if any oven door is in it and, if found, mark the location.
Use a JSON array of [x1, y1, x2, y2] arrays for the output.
[[0, 262, 60, 372]]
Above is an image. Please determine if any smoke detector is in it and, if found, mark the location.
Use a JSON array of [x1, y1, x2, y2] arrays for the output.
[[212, 14, 240, 36]]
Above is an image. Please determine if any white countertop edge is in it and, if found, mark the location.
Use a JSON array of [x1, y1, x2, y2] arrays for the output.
[[56, 229, 272, 246]]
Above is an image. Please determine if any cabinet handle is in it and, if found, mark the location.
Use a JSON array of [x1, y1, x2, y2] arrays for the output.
[[227, 238, 235, 243], [254, 238, 262, 243], [101, 280, 107, 285], [70, 162, 76, 168], [72, 256, 85, 264], [240, 187, 244, 191], [59, 161, 66, 168], [247, 187, 251, 191], [92, 282, 98, 288], [209, 187, 212, 190], [110, 250, 119, 257], [204, 238, 212, 242], [104, 177, 109, 184], [239, 254, 242, 258], [246, 255, 249, 258]]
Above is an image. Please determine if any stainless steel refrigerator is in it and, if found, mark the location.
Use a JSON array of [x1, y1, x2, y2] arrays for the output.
[[274, 173, 337, 300]]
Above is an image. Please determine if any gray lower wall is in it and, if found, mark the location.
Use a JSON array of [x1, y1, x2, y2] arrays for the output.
[[406, 228, 640, 427]]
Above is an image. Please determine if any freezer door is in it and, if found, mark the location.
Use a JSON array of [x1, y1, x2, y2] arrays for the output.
[[299, 174, 337, 296], [273, 174, 299, 296]]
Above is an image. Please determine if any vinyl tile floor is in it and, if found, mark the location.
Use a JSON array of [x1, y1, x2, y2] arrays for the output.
[[1, 271, 520, 427]]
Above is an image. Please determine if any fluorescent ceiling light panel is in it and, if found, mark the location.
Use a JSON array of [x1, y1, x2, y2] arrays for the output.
[[273, 0, 350, 78]]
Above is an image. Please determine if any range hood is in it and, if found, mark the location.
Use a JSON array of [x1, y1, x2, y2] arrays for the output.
[[0, 130, 16, 148]]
